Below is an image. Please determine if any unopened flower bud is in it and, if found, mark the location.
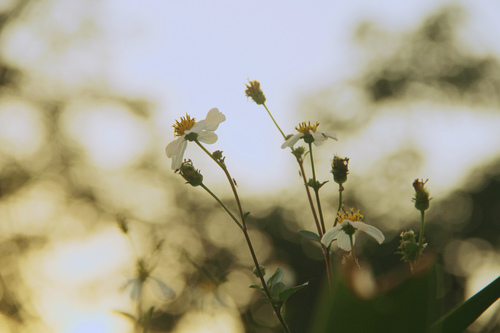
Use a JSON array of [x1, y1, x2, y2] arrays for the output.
[[245, 80, 266, 105], [252, 265, 267, 278], [292, 146, 306, 159], [179, 160, 203, 186], [331, 155, 349, 185], [213, 150, 223, 160], [413, 179, 431, 212]]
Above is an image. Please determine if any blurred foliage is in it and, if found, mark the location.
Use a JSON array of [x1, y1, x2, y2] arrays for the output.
[[0, 1, 498, 332]]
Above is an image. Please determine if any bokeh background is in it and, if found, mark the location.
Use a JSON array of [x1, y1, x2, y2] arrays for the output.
[[0, 0, 499, 332]]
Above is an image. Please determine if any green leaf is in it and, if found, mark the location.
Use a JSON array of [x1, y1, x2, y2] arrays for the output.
[[310, 263, 441, 333], [279, 282, 309, 302], [298, 230, 321, 242], [266, 267, 284, 288], [249, 284, 263, 291], [271, 281, 286, 298], [243, 212, 251, 222], [429, 276, 500, 333], [114, 310, 136, 322]]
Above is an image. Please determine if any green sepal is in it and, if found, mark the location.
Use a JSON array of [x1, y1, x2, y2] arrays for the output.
[[299, 230, 321, 243], [279, 281, 309, 302]]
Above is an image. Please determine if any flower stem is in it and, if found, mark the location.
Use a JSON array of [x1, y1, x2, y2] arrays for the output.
[[263, 103, 286, 139], [195, 140, 291, 333], [334, 183, 343, 227], [200, 183, 243, 230], [418, 210, 426, 254], [349, 234, 360, 268], [308, 142, 326, 234]]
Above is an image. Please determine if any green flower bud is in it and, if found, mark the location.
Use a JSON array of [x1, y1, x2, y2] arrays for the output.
[[178, 160, 203, 186], [245, 80, 267, 105], [291, 146, 306, 159], [331, 155, 349, 185], [413, 179, 431, 212], [252, 265, 267, 278]]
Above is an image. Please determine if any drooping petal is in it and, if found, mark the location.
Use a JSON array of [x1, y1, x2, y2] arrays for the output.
[[170, 140, 188, 170], [313, 140, 324, 146], [165, 136, 185, 157], [321, 225, 342, 247], [281, 133, 304, 149], [150, 276, 176, 301], [311, 132, 329, 142], [197, 131, 218, 144], [321, 131, 338, 141], [352, 221, 385, 245], [204, 108, 226, 131], [130, 279, 143, 300], [337, 232, 355, 251]]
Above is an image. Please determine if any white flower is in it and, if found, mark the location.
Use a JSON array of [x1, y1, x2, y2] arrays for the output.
[[321, 220, 385, 252], [124, 276, 176, 302], [165, 108, 226, 169], [124, 259, 176, 301], [281, 121, 337, 149]]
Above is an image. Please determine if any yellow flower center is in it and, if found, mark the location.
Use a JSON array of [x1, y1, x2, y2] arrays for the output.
[[336, 208, 363, 225], [173, 114, 196, 137], [295, 121, 319, 135]]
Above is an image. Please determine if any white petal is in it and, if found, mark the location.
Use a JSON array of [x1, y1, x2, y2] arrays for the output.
[[130, 279, 143, 300], [165, 136, 185, 157], [150, 277, 176, 301], [198, 131, 218, 144], [170, 140, 188, 170], [313, 140, 324, 146], [321, 225, 342, 246], [204, 108, 226, 131], [311, 132, 328, 142], [321, 131, 338, 141], [364, 225, 385, 244], [281, 133, 304, 149], [188, 119, 207, 133], [352, 221, 385, 244], [337, 232, 354, 251]]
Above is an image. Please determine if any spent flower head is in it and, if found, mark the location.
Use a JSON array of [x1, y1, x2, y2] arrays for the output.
[[322, 209, 385, 251], [413, 179, 431, 212], [331, 155, 349, 185], [245, 80, 266, 105], [397, 229, 422, 263], [281, 121, 337, 149], [177, 160, 203, 186], [165, 108, 226, 170]]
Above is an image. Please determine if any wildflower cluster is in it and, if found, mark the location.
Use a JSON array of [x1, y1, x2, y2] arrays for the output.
[[159, 80, 446, 333]]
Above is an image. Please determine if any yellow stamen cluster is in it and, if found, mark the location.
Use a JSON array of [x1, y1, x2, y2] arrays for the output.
[[296, 121, 319, 135], [336, 208, 363, 224], [173, 114, 196, 137]]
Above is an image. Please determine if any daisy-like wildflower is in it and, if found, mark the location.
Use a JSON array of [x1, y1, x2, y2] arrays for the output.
[[165, 108, 226, 170], [124, 259, 176, 301], [321, 209, 385, 251], [281, 121, 337, 149]]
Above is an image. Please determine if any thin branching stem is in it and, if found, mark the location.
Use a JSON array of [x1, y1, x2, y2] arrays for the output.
[[308, 142, 326, 234]]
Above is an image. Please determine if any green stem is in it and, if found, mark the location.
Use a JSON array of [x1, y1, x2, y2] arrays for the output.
[[200, 183, 243, 230], [263, 103, 286, 139], [334, 183, 343, 227], [195, 140, 290, 333], [349, 234, 360, 268], [418, 210, 426, 254], [297, 158, 323, 237], [308, 142, 326, 234]]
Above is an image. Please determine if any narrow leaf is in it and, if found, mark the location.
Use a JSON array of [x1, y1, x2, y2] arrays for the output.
[[114, 310, 136, 322], [279, 282, 309, 302], [429, 276, 500, 333], [267, 267, 284, 288], [249, 284, 263, 291], [243, 212, 251, 222], [298, 230, 321, 242]]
